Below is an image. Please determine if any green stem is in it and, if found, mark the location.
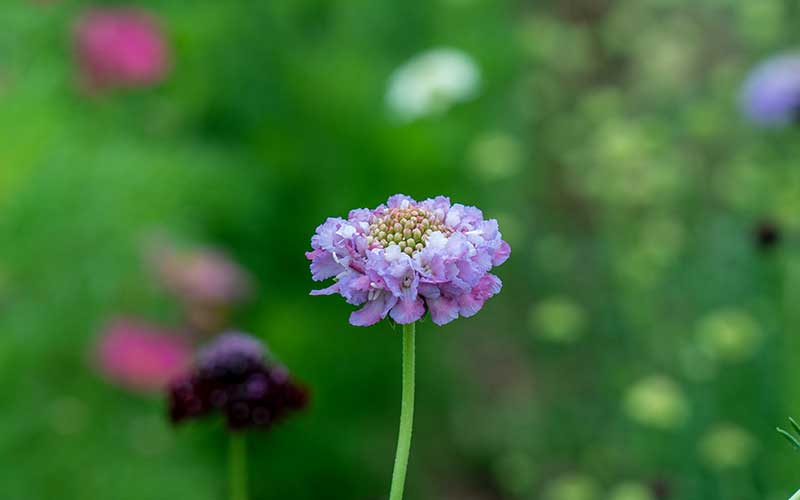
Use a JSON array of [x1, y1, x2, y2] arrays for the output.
[[229, 433, 248, 500], [389, 322, 416, 500]]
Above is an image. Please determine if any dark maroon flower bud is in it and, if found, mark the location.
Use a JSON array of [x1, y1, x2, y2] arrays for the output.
[[167, 332, 308, 432], [754, 220, 781, 251]]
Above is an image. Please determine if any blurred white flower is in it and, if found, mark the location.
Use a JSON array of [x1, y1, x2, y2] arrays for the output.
[[790, 489, 800, 500], [386, 47, 480, 121]]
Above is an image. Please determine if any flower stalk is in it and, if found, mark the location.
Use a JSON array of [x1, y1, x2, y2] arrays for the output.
[[229, 433, 248, 500], [389, 321, 416, 500]]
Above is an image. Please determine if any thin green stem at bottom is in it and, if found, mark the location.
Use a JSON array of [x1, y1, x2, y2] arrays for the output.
[[229, 433, 248, 500], [389, 321, 416, 500]]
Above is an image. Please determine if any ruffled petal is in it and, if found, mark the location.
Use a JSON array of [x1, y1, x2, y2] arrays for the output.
[[349, 299, 385, 326], [386, 194, 416, 208], [348, 208, 373, 224], [310, 283, 340, 296], [307, 249, 343, 281], [458, 274, 502, 317], [349, 293, 398, 327], [311, 217, 347, 251], [417, 282, 441, 299], [492, 240, 511, 266], [389, 297, 426, 324], [427, 296, 459, 325], [338, 272, 371, 305]]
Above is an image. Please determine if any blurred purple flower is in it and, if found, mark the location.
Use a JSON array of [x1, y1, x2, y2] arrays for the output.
[[306, 194, 510, 326], [73, 8, 170, 91], [741, 53, 800, 127], [168, 332, 308, 431], [95, 319, 191, 393]]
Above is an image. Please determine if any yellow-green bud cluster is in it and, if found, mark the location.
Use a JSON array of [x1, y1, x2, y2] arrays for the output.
[[366, 207, 450, 255]]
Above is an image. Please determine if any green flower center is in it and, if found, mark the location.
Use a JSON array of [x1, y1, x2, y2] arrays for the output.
[[366, 207, 450, 255]]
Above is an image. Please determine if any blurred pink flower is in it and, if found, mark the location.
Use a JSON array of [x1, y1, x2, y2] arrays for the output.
[[95, 319, 191, 393], [152, 245, 253, 307], [73, 8, 170, 91], [149, 242, 254, 333]]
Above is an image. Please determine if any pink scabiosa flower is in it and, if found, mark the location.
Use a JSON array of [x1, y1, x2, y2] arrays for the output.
[[306, 194, 510, 327], [73, 8, 170, 92], [94, 319, 191, 394], [168, 332, 308, 499], [306, 194, 509, 500]]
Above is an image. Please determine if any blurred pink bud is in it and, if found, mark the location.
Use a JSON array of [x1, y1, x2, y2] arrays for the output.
[[73, 8, 170, 91], [153, 246, 253, 307], [95, 319, 191, 393]]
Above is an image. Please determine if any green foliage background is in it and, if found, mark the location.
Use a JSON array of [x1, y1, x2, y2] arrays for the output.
[[1, 0, 800, 499]]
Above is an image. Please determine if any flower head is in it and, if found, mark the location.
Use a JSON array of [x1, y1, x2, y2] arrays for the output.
[[168, 332, 308, 431], [73, 8, 170, 91], [94, 319, 191, 393], [741, 53, 800, 127], [386, 48, 480, 121], [306, 195, 510, 326]]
